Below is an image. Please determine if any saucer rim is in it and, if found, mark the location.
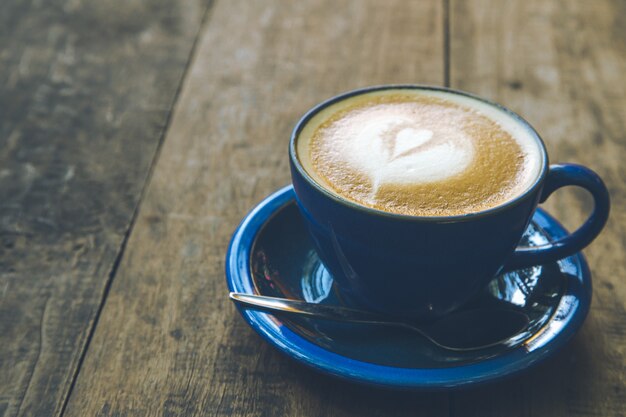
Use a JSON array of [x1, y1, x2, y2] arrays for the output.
[[225, 185, 592, 390]]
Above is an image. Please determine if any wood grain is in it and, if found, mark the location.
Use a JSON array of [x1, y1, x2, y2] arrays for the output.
[[62, 0, 450, 416], [450, 0, 626, 415], [0, 0, 210, 416]]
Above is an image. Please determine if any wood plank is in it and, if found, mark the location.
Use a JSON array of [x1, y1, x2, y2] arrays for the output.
[[0, 0, 211, 416], [63, 0, 450, 416], [449, 0, 626, 415]]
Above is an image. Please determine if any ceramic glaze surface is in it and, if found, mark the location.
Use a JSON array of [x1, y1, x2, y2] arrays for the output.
[[290, 86, 608, 320], [225, 186, 592, 389]]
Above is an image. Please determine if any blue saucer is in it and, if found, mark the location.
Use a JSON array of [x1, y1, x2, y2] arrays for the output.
[[225, 186, 592, 390]]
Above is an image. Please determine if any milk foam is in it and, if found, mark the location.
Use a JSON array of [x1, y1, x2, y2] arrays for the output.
[[332, 111, 475, 199], [297, 89, 544, 216]]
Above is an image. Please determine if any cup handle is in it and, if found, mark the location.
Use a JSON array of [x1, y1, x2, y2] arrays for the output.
[[503, 163, 610, 271]]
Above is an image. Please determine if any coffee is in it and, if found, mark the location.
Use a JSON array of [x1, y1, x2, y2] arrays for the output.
[[296, 89, 542, 216]]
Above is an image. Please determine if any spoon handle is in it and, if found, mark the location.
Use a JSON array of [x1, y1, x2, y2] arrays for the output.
[[229, 292, 410, 329]]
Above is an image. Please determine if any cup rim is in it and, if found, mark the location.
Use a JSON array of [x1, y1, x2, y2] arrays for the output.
[[289, 84, 549, 222]]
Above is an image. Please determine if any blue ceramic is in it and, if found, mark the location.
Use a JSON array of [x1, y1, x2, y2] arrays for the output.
[[226, 186, 592, 389], [289, 85, 609, 320]]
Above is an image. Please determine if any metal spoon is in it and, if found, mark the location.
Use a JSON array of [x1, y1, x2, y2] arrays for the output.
[[229, 292, 530, 352]]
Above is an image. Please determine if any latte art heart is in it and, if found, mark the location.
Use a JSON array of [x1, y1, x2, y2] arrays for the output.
[[392, 127, 433, 158], [342, 118, 475, 195]]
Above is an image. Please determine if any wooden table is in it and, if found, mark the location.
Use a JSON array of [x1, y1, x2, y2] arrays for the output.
[[1, 0, 624, 416]]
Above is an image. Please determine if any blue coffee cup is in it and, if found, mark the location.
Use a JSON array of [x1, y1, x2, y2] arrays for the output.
[[289, 85, 610, 321]]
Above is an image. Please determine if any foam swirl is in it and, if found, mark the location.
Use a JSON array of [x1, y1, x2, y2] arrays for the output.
[[341, 116, 475, 195]]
